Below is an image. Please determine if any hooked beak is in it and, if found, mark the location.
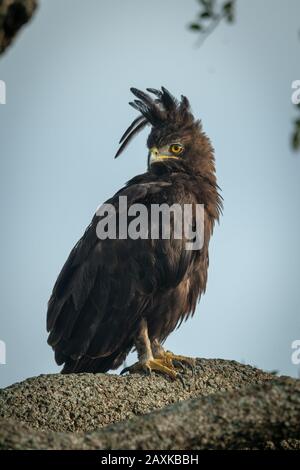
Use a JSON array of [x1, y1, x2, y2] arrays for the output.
[[149, 147, 179, 165]]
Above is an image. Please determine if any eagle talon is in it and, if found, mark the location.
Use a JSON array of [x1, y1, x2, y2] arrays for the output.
[[120, 358, 181, 382], [120, 366, 131, 375], [183, 361, 196, 376], [172, 359, 185, 372], [177, 373, 187, 388], [161, 351, 196, 375]]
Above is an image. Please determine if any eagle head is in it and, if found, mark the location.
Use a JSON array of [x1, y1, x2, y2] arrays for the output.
[[115, 87, 215, 177]]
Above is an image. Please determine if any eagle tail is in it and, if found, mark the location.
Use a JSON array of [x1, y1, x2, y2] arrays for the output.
[[60, 349, 129, 374]]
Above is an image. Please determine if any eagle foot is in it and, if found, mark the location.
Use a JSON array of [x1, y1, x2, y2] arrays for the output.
[[159, 351, 196, 376], [120, 358, 185, 385]]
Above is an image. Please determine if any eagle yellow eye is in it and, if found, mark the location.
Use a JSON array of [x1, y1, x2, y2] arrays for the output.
[[170, 144, 183, 155]]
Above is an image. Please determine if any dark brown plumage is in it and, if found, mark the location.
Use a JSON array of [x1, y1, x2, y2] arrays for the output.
[[47, 87, 222, 376]]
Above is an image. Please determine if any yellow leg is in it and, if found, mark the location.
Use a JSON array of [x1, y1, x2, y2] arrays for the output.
[[121, 321, 193, 384]]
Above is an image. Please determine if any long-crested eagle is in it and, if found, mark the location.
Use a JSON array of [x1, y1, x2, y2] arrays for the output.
[[47, 87, 222, 380]]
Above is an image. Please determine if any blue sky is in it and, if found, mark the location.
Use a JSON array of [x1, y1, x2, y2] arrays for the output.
[[0, 0, 300, 387]]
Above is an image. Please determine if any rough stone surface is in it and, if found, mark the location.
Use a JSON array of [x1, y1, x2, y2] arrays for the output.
[[0, 358, 299, 450], [0, 359, 271, 432]]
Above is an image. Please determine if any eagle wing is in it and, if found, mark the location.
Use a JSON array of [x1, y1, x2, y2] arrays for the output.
[[47, 178, 197, 372]]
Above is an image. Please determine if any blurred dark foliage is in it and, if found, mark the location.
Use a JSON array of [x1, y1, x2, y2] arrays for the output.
[[0, 0, 299, 152], [189, 0, 299, 153], [189, 0, 235, 42], [0, 0, 37, 54], [292, 104, 300, 151], [3, 2, 29, 38]]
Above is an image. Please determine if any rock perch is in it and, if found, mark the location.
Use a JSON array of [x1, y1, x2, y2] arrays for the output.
[[0, 358, 299, 449]]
